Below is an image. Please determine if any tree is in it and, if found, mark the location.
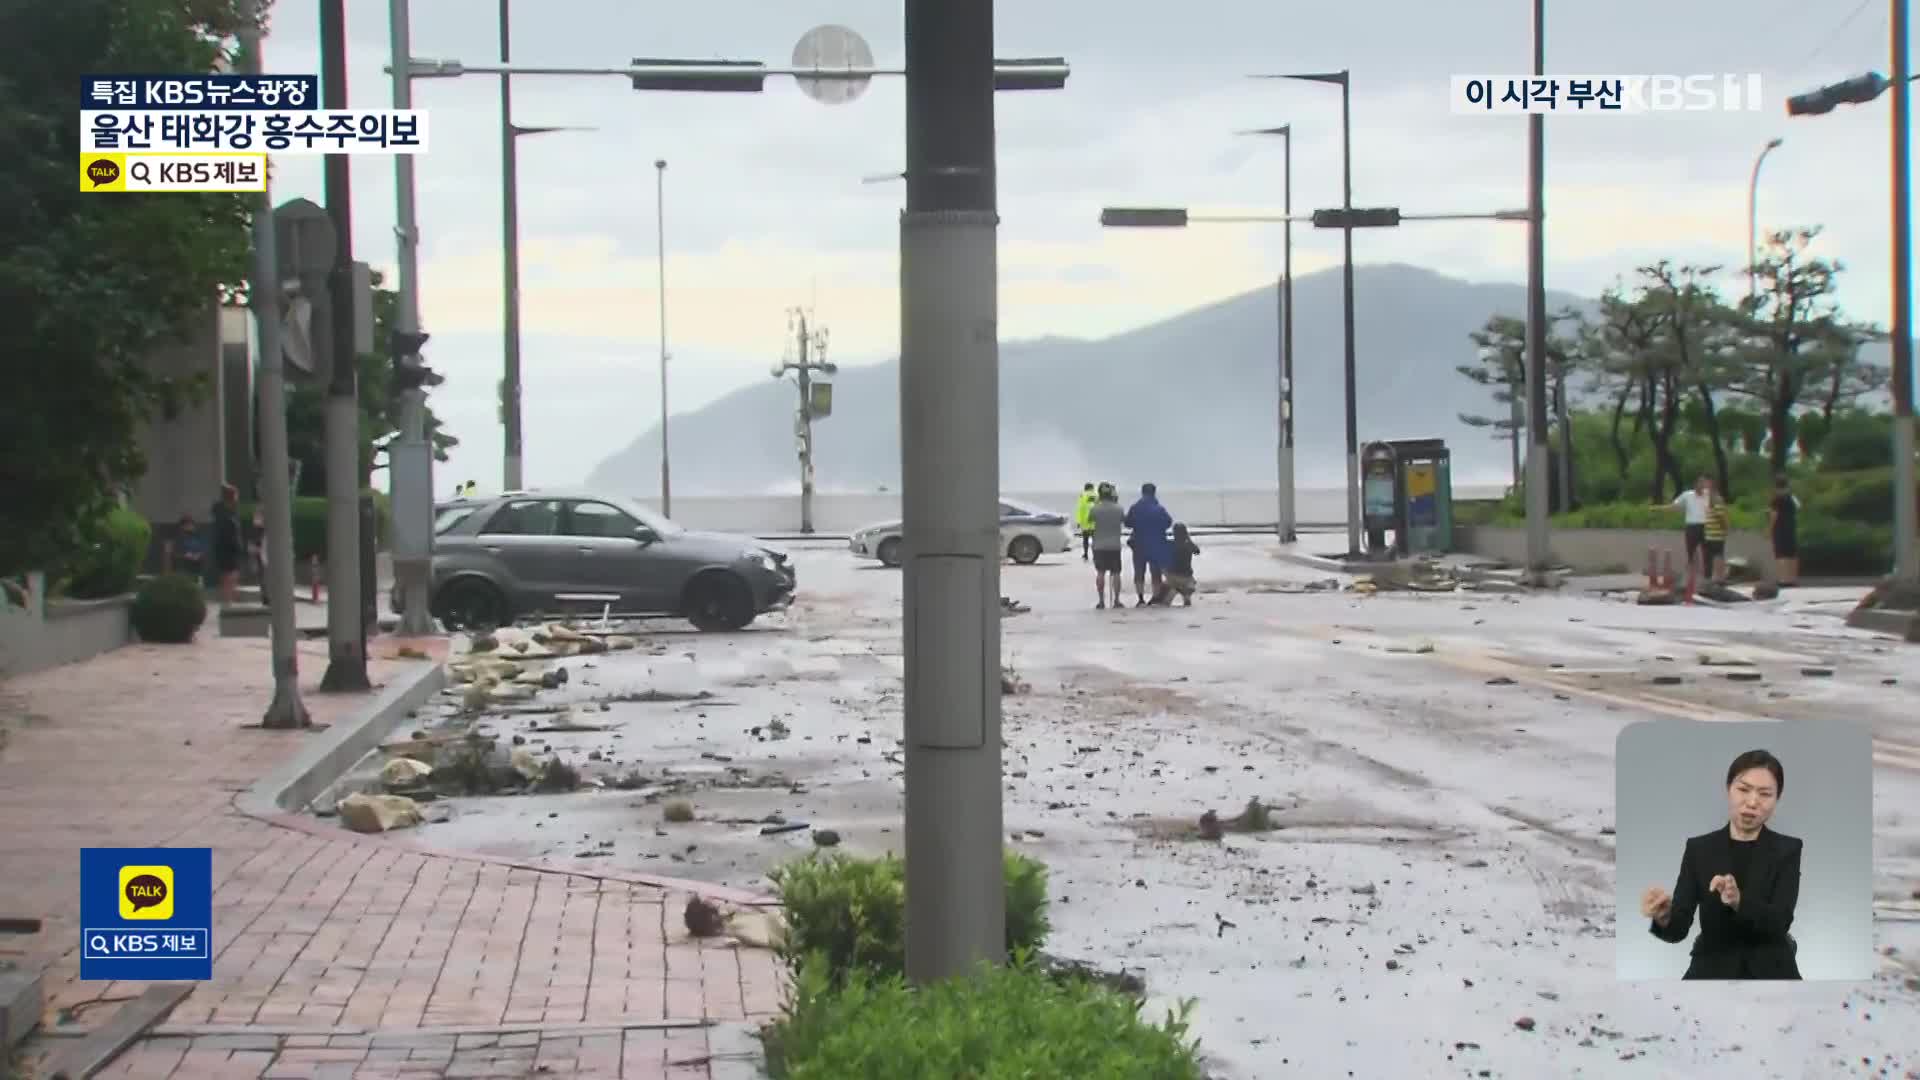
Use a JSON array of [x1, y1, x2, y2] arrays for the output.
[[1640, 262, 1740, 498], [281, 271, 457, 496], [1721, 228, 1883, 471], [1459, 316, 1528, 488], [1577, 286, 1654, 484], [0, 0, 255, 580]]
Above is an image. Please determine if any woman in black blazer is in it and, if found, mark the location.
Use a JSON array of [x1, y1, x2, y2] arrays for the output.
[[1639, 749, 1803, 979]]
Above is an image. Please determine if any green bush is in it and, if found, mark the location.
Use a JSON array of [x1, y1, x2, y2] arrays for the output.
[[1491, 498, 1764, 531], [1818, 414, 1894, 472], [130, 574, 208, 643], [768, 849, 1051, 987], [238, 493, 392, 563], [1798, 517, 1892, 577], [1804, 468, 1894, 527], [764, 958, 1205, 1080], [61, 506, 151, 599]]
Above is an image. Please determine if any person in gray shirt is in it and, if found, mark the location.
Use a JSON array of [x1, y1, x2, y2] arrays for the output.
[[1088, 482, 1127, 610]]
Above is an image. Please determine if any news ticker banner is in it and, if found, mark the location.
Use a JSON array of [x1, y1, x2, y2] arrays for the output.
[[79, 846, 214, 981], [79, 74, 425, 192], [1452, 74, 1765, 114]]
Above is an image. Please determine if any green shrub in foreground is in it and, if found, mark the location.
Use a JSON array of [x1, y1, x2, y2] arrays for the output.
[[130, 574, 207, 643], [764, 958, 1205, 1080], [768, 849, 1050, 985], [61, 505, 151, 599]]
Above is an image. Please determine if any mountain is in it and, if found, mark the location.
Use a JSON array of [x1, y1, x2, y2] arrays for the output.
[[585, 263, 1597, 495]]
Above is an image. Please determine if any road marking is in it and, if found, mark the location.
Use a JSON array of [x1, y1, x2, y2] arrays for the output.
[[1270, 621, 1920, 774]]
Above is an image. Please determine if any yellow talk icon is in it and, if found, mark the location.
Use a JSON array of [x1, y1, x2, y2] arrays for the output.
[[82, 154, 126, 192], [119, 864, 174, 920]]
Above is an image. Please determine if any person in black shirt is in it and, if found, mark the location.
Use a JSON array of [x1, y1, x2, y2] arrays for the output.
[[210, 483, 244, 606], [1768, 475, 1800, 587], [1639, 748, 1802, 980], [1159, 523, 1201, 607]]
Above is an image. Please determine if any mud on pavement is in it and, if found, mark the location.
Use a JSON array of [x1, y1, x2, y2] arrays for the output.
[[308, 539, 1920, 1079]]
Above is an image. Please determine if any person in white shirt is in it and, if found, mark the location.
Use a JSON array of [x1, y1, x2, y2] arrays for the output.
[[1668, 474, 1715, 579]]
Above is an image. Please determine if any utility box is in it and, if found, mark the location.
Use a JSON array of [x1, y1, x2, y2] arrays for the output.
[[1389, 438, 1455, 556]]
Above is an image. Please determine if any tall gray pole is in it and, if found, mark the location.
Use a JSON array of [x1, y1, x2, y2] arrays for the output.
[[499, 0, 524, 492], [1892, 0, 1918, 582], [1278, 126, 1296, 543], [318, 0, 369, 692], [1338, 73, 1361, 557], [1747, 138, 1782, 303], [900, 0, 1005, 983], [390, 0, 434, 636], [797, 314, 817, 535], [241, 0, 310, 729], [1521, 0, 1552, 584], [656, 159, 672, 518]]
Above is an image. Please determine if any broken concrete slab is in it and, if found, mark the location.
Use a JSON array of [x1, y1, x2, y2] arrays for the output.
[[0, 963, 43, 1051], [336, 793, 424, 833]]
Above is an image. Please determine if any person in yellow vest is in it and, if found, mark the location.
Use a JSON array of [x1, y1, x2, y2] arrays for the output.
[[1703, 489, 1731, 584], [1073, 481, 1098, 562]]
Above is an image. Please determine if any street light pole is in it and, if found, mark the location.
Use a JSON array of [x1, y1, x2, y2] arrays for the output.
[[1522, 0, 1552, 585], [1748, 137, 1783, 303], [1893, 0, 1917, 582], [389, 0, 434, 636], [1241, 125, 1296, 542], [1264, 71, 1358, 555], [242, 0, 310, 728], [498, 0, 525, 492], [656, 159, 672, 519], [317, 0, 369, 693], [900, 0, 1005, 983]]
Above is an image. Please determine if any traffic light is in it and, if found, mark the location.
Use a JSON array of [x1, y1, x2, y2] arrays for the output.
[[390, 329, 442, 392], [1786, 72, 1889, 116], [1312, 206, 1401, 229], [629, 58, 765, 93]]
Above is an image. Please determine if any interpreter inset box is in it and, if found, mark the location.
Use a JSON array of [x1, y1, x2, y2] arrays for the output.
[[1614, 720, 1872, 981]]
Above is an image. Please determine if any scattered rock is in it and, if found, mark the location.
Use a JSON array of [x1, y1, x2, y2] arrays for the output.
[[469, 632, 498, 653], [1385, 959, 1399, 970], [1801, 667, 1834, 678], [1650, 675, 1683, 686], [662, 799, 695, 823], [1514, 1016, 1536, 1032], [336, 793, 424, 833], [1485, 676, 1516, 686], [380, 757, 433, 787], [1725, 671, 1764, 683], [812, 828, 842, 847], [684, 897, 725, 938]]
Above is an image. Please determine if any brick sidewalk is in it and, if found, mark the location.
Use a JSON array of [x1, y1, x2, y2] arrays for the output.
[[0, 635, 783, 1079]]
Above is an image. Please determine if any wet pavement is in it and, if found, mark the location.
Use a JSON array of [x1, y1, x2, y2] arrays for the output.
[[317, 534, 1920, 1079]]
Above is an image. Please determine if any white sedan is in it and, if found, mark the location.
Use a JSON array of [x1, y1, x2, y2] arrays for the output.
[[849, 499, 1075, 568]]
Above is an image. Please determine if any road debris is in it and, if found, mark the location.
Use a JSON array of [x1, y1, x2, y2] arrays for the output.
[[684, 897, 725, 938], [336, 793, 424, 833]]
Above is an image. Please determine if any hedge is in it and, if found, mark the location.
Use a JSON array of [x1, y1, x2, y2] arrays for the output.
[[60, 505, 151, 599], [237, 492, 391, 563]]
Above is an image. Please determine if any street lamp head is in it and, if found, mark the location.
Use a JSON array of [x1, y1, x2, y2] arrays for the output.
[[655, 159, 666, 170], [1257, 71, 1348, 86], [1100, 207, 1190, 228], [1765, 136, 1784, 150], [1237, 124, 1291, 137]]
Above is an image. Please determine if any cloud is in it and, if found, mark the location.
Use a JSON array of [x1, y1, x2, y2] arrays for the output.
[[246, 0, 1902, 495]]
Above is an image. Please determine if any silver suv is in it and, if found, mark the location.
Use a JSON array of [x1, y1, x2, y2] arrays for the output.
[[397, 490, 795, 632]]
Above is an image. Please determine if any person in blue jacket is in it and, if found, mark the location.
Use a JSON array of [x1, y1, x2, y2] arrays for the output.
[[1123, 482, 1174, 607]]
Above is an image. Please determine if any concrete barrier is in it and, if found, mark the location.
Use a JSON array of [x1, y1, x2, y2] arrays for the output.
[[0, 573, 136, 679], [1454, 525, 1776, 576]]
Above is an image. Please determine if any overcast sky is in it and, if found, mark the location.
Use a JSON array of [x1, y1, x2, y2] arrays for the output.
[[254, 0, 1905, 491]]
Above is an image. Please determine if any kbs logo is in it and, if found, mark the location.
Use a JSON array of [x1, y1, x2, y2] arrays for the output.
[[141, 81, 207, 106], [1620, 74, 1764, 113]]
